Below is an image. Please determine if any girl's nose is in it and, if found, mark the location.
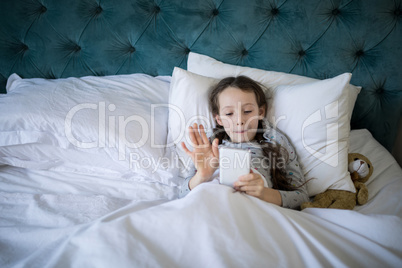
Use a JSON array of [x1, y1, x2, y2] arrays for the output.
[[236, 114, 244, 125]]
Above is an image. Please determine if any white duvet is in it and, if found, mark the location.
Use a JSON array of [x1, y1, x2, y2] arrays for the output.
[[1, 130, 402, 267]]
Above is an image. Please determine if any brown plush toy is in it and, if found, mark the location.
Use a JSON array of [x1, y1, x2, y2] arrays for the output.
[[301, 153, 373, 210]]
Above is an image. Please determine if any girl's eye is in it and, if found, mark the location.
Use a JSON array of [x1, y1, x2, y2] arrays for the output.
[[225, 113, 233, 116], [244, 111, 252, 114]]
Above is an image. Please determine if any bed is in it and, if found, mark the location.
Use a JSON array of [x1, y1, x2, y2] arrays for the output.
[[0, 0, 401, 267]]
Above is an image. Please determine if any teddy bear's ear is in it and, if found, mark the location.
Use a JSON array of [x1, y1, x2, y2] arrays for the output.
[[348, 153, 360, 164]]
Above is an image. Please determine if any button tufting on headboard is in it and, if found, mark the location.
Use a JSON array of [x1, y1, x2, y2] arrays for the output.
[[19, 43, 29, 53], [40, 5, 47, 14], [95, 6, 103, 14], [376, 87, 385, 95], [355, 50, 364, 57], [154, 5, 161, 14], [271, 8, 279, 16], [332, 9, 340, 15], [128, 46, 136, 53]]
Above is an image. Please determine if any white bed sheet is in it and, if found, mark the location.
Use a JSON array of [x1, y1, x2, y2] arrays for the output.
[[0, 129, 401, 267], [0, 165, 178, 224]]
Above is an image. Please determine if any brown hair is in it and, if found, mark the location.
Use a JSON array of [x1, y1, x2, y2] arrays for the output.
[[208, 76, 295, 191]]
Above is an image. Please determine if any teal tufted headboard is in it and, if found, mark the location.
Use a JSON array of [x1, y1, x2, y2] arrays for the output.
[[0, 0, 401, 152]]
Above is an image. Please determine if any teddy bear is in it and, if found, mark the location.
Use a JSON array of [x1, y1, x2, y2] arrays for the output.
[[301, 153, 373, 210]]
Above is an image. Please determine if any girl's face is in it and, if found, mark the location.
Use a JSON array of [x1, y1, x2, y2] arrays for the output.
[[215, 87, 266, 143]]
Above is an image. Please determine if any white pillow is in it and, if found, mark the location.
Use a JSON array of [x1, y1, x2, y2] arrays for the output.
[[187, 52, 360, 121], [0, 73, 177, 185], [168, 67, 356, 196], [271, 76, 354, 196], [187, 52, 360, 196], [167, 68, 217, 175]]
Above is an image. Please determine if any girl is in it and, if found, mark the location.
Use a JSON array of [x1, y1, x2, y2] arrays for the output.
[[179, 76, 309, 210]]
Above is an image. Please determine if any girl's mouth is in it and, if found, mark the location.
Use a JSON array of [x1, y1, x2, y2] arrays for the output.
[[234, 130, 247, 134]]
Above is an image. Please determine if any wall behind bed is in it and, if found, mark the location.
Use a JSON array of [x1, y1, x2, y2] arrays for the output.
[[0, 0, 401, 157]]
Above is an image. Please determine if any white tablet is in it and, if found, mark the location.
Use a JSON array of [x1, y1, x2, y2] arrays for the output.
[[219, 147, 251, 187]]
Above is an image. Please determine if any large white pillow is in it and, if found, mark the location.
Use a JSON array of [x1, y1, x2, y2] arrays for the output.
[[169, 67, 356, 196], [187, 52, 361, 196], [167, 68, 217, 174], [0, 73, 177, 185], [187, 52, 360, 121]]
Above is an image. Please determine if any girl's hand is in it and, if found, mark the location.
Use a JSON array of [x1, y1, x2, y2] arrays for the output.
[[181, 123, 219, 183], [234, 169, 265, 199], [234, 170, 282, 206]]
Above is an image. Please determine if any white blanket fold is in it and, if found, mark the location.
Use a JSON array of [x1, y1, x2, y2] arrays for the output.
[[29, 183, 402, 268]]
